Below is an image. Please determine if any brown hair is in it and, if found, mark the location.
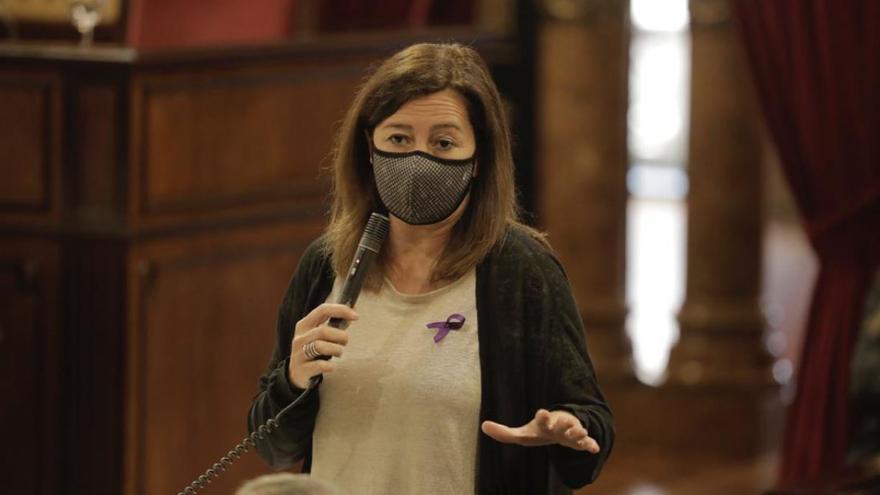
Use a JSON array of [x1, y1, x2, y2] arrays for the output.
[[325, 42, 545, 287]]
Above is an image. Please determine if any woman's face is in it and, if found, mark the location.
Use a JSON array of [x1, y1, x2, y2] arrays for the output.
[[372, 88, 476, 160]]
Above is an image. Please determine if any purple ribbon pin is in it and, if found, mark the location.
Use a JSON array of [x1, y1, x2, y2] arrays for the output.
[[426, 314, 465, 343]]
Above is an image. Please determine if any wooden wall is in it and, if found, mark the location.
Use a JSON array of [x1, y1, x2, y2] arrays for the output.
[[0, 33, 525, 495]]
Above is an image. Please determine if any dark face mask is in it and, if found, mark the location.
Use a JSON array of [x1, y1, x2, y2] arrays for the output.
[[372, 148, 475, 225]]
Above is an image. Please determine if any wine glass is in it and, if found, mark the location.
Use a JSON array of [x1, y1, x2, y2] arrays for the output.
[[69, 0, 106, 46]]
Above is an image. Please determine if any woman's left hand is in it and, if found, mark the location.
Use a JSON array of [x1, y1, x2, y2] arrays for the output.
[[481, 409, 600, 453]]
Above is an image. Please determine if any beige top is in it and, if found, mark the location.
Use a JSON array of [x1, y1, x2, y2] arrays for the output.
[[310, 269, 481, 495]]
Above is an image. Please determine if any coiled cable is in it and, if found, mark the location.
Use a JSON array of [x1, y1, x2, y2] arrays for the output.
[[176, 383, 315, 495]]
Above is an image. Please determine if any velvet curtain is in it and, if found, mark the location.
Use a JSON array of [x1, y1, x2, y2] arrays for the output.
[[317, 0, 474, 32], [734, 0, 880, 487], [126, 0, 298, 49]]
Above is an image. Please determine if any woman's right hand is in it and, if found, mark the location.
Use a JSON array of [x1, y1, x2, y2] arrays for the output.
[[289, 303, 358, 389]]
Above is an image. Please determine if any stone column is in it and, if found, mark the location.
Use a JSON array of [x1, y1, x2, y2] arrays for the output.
[[537, 0, 633, 380], [662, 0, 779, 459]]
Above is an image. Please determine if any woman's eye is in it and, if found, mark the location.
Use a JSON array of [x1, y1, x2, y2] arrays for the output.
[[436, 139, 455, 150], [388, 135, 409, 145]]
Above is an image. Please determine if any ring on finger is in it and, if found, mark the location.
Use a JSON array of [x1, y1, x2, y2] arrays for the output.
[[303, 341, 322, 360]]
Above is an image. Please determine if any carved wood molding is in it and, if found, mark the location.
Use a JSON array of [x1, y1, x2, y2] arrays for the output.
[[136, 242, 307, 296], [539, 0, 628, 23]]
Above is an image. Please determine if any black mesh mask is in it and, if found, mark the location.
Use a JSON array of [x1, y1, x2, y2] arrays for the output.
[[372, 148, 475, 225]]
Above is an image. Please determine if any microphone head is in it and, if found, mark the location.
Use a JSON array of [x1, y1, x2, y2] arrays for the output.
[[359, 212, 390, 253]]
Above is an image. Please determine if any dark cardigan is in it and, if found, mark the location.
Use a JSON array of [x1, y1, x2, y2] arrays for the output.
[[248, 226, 614, 494]]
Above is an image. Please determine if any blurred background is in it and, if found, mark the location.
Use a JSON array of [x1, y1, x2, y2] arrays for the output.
[[1, 1, 877, 494]]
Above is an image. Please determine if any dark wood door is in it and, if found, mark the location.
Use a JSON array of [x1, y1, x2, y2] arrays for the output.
[[0, 241, 59, 495]]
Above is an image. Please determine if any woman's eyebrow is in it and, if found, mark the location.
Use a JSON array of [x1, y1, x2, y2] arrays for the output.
[[379, 123, 413, 131], [431, 123, 464, 132]]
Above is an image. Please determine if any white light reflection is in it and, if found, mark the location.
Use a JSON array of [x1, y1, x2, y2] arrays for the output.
[[626, 198, 687, 384], [628, 33, 691, 164], [631, 0, 689, 32], [626, 0, 690, 385]]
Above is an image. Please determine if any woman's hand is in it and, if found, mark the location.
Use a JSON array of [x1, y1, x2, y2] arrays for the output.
[[288, 303, 358, 389], [481, 409, 600, 453]]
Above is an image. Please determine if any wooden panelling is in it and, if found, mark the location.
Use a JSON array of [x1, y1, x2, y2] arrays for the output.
[[73, 85, 124, 226], [0, 73, 60, 218], [126, 219, 323, 495], [131, 65, 364, 227], [0, 241, 60, 495]]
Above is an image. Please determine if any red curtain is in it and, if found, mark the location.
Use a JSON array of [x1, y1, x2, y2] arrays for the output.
[[317, 0, 474, 32], [126, 0, 298, 49], [734, 0, 880, 487]]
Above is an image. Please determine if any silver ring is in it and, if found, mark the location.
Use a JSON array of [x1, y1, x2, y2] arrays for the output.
[[303, 341, 321, 360]]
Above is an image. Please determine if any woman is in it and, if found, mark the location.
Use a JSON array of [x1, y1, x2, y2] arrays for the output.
[[249, 42, 614, 495]]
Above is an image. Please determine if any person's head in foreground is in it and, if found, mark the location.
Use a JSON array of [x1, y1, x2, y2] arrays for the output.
[[235, 473, 338, 495]]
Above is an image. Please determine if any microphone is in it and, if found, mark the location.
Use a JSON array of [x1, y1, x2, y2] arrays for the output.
[[328, 211, 390, 327], [311, 212, 390, 385]]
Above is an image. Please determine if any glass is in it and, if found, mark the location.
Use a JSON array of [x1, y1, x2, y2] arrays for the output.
[[69, 0, 106, 46]]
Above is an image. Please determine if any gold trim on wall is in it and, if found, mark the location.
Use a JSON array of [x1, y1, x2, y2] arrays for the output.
[[0, 0, 121, 24]]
